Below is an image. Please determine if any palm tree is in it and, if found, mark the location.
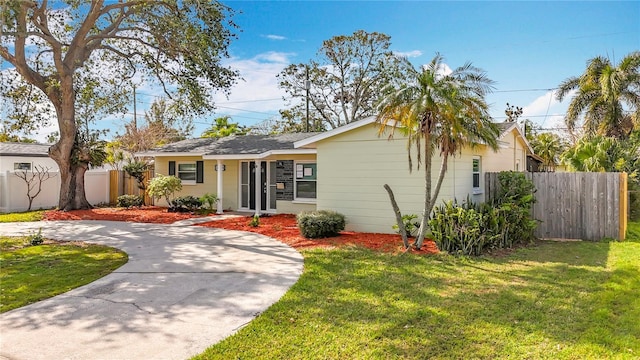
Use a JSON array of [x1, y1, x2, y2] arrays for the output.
[[377, 54, 500, 249], [530, 132, 564, 171], [556, 51, 640, 139]]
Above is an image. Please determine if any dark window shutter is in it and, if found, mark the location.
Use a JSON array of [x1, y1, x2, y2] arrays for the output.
[[168, 161, 176, 176], [196, 161, 204, 183]]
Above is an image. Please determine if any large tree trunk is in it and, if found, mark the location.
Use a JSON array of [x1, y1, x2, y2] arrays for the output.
[[47, 81, 92, 211]]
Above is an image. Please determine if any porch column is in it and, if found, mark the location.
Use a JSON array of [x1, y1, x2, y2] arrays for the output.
[[254, 159, 261, 217], [216, 159, 224, 215]]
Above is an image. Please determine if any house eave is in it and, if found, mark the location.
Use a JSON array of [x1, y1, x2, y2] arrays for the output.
[[294, 116, 378, 149], [202, 148, 317, 160], [136, 152, 207, 157]]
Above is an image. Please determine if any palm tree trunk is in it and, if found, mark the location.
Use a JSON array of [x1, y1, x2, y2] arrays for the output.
[[414, 132, 432, 249], [383, 184, 410, 249], [431, 153, 449, 207]]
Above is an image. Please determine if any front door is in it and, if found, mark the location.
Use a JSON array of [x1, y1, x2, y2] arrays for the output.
[[249, 161, 267, 211], [241, 161, 273, 211]]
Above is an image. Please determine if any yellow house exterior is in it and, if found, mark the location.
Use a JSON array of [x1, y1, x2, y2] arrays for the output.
[[141, 134, 319, 216], [294, 117, 534, 234], [143, 117, 534, 234]]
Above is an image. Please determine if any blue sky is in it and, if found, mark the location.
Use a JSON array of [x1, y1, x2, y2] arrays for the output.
[[189, 0, 637, 136], [4, 1, 640, 141]]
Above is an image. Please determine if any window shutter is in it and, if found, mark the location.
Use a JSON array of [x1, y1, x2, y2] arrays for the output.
[[168, 161, 176, 176], [196, 161, 204, 183]]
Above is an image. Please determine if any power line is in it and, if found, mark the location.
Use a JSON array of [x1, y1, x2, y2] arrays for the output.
[[493, 88, 557, 93]]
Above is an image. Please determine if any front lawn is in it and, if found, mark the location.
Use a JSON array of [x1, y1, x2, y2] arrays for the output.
[[0, 237, 128, 313], [194, 222, 640, 359], [0, 210, 45, 222]]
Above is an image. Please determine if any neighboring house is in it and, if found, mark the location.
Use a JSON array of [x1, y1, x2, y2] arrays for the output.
[[0, 142, 58, 172], [143, 117, 536, 234], [0, 142, 111, 213]]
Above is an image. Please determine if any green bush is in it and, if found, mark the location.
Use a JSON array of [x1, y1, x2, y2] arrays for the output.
[[249, 214, 260, 227], [147, 175, 182, 205], [297, 210, 346, 239], [116, 195, 144, 208], [200, 193, 219, 211], [392, 214, 421, 237], [170, 195, 202, 213], [429, 199, 497, 256], [429, 171, 538, 256], [28, 228, 44, 246]]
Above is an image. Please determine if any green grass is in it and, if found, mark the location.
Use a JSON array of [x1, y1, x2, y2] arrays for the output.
[[0, 236, 128, 313], [195, 223, 640, 360], [0, 210, 46, 222]]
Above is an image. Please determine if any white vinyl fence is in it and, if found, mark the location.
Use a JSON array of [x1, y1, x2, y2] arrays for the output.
[[0, 169, 111, 213]]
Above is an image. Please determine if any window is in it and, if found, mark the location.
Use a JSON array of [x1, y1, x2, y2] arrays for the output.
[[14, 162, 31, 171], [178, 163, 197, 182], [168, 160, 203, 184], [295, 162, 316, 200], [472, 157, 481, 193]]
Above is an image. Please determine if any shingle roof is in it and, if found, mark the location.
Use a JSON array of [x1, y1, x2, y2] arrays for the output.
[[496, 122, 516, 134], [0, 142, 52, 157], [150, 133, 320, 155]]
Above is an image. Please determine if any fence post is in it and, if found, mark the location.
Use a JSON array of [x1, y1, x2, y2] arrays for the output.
[[619, 173, 628, 240], [1, 170, 9, 212]]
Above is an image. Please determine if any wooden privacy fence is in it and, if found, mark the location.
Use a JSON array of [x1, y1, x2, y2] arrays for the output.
[[485, 172, 628, 241], [108, 170, 154, 206]]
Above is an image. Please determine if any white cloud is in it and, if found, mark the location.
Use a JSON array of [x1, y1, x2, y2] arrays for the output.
[[522, 89, 573, 128], [262, 34, 287, 41], [393, 50, 422, 58], [205, 51, 297, 130]]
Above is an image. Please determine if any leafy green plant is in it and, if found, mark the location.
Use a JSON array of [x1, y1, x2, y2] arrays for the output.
[[249, 214, 260, 227], [297, 210, 346, 238], [123, 160, 150, 201], [116, 194, 144, 208], [200, 193, 219, 211], [147, 175, 182, 206], [170, 195, 202, 213], [429, 182, 537, 256], [27, 228, 44, 246], [392, 214, 421, 237]]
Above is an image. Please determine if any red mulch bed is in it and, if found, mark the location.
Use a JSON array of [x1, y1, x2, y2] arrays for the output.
[[43, 207, 204, 224], [43, 208, 438, 255], [198, 214, 438, 255]]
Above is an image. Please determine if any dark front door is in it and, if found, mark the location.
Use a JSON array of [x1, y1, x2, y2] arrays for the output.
[[249, 161, 267, 211]]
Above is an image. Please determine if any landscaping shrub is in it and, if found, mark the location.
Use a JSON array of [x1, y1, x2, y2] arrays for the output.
[[430, 172, 537, 256], [297, 210, 346, 238], [170, 195, 202, 213], [200, 193, 219, 212], [429, 199, 497, 256], [248, 214, 260, 227], [392, 214, 421, 237], [116, 194, 144, 208], [28, 228, 44, 246], [147, 175, 182, 206]]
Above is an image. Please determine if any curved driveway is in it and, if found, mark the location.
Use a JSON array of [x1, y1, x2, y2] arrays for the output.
[[0, 220, 303, 360]]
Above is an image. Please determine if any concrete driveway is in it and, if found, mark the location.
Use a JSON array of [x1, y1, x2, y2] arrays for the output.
[[0, 220, 303, 360]]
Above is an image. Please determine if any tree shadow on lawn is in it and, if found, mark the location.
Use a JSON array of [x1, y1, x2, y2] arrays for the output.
[[217, 243, 639, 359]]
